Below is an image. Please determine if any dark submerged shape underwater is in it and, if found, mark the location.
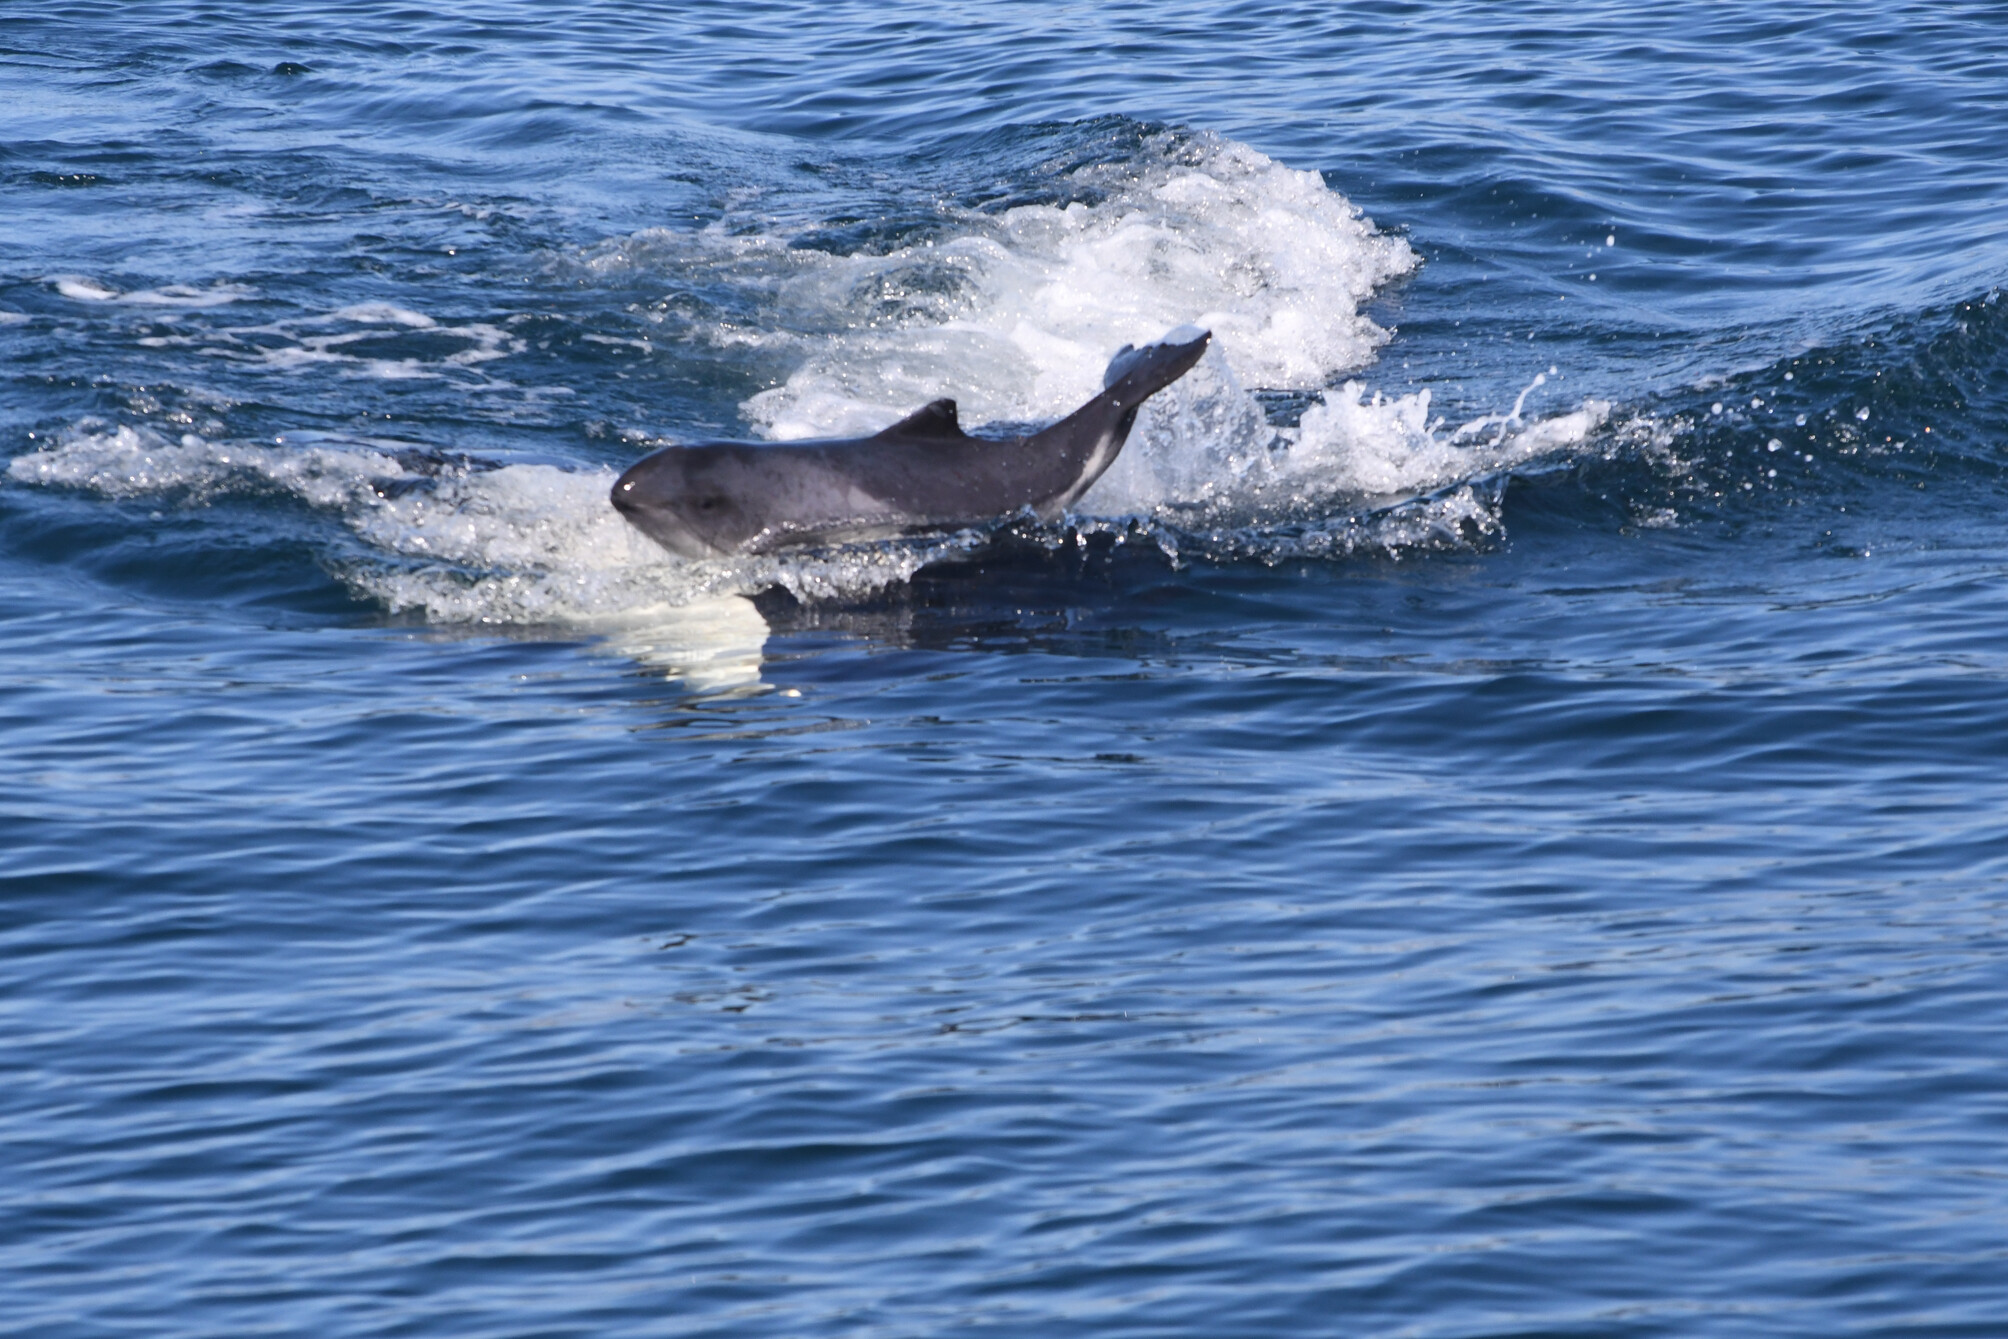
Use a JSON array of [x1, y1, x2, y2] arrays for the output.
[[611, 326, 1211, 556]]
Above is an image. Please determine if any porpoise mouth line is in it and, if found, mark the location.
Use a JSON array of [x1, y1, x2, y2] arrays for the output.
[[611, 326, 1212, 559]]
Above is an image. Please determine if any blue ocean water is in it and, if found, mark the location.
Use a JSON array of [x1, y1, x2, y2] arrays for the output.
[[6, 4, 2008, 1335]]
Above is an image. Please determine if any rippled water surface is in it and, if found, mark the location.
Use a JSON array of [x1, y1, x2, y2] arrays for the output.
[[6, 4, 2008, 1335]]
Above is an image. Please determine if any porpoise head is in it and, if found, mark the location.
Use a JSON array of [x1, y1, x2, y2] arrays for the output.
[[611, 448, 753, 558]]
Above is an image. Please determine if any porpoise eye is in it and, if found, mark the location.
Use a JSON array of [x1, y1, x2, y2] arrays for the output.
[[697, 497, 723, 511]]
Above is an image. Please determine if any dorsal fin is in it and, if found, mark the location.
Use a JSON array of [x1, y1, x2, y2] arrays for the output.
[[874, 398, 967, 441]]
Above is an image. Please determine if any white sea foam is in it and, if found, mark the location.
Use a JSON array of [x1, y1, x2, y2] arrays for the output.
[[1088, 365, 1607, 525], [53, 276, 120, 302], [51, 276, 254, 306], [6, 421, 954, 683], [703, 135, 1418, 440], [123, 299, 522, 381]]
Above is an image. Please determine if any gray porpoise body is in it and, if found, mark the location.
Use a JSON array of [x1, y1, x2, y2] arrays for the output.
[[611, 327, 1211, 557]]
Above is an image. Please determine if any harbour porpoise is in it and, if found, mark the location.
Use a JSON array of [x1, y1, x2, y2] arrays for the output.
[[611, 325, 1212, 557]]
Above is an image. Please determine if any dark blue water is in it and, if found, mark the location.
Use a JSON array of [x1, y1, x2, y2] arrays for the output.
[[7, 5, 2008, 1335]]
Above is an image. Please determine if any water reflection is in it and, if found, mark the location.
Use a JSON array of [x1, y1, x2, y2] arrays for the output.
[[596, 592, 771, 693]]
